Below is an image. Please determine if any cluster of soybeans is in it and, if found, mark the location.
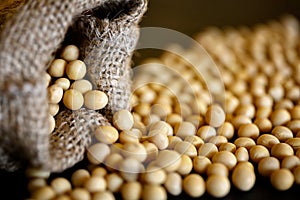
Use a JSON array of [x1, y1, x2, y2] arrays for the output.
[[26, 15, 300, 200]]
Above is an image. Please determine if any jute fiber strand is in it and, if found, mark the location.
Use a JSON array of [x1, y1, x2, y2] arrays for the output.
[[0, 0, 147, 172]]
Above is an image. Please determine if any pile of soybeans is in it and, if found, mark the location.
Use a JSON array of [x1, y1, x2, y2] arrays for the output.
[[27, 15, 300, 200]]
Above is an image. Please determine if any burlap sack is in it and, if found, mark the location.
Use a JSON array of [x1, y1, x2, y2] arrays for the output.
[[0, 0, 147, 172]]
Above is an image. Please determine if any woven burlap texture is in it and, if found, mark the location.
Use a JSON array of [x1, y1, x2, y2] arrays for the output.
[[0, 0, 147, 172]]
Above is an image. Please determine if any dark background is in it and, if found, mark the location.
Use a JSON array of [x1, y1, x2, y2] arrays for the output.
[[1, 0, 300, 199], [133, 0, 300, 64], [140, 0, 300, 36]]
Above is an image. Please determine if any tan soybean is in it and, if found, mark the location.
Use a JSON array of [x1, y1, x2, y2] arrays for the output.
[[106, 173, 124, 193], [148, 130, 169, 150], [63, 89, 84, 110], [149, 121, 173, 136], [176, 154, 193, 175], [70, 188, 91, 200], [119, 130, 140, 144], [232, 162, 256, 191], [155, 150, 182, 172], [254, 118, 272, 132], [113, 110, 134, 131], [249, 145, 270, 163], [66, 60, 87, 80], [104, 153, 123, 171], [291, 105, 300, 119], [287, 120, 300, 133], [71, 80, 93, 94], [197, 125, 217, 142], [270, 169, 294, 191], [119, 158, 143, 181], [121, 142, 147, 162], [206, 175, 231, 198], [198, 143, 218, 159], [231, 115, 252, 129], [183, 174, 206, 198], [44, 73, 51, 87], [142, 167, 167, 185], [174, 141, 197, 157], [193, 156, 212, 174], [235, 104, 255, 119], [281, 155, 300, 169], [285, 137, 300, 151], [133, 103, 151, 117], [60, 45, 80, 61], [167, 136, 183, 149], [234, 137, 256, 149], [84, 90, 108, 110], [206, 163, 229, 177], [237, 123, 260, 139], [120, 181, 142, 200], [32, 186, 56, 200], [84, 176, 106, 193], [26, 168, 50, 179], [271, 126, 293, 142], [91, 167, 107, 177], [255, 107, 272, 118], [185, 115, 204, 128], [49, 103, 59, 116], [28, 178, 47, 193], [164, 172, 182, 196], [93, 191, 115, 200], [219, 142, 236, 153], [217, 122, 235, 140], [87, 143, 110, 165], [166, 113, 183, 127], [48, 114, 55, 134], [174, 121, 196, 139], [294, 165, 300, 185], [256, 134, 280, 149], [150, 104, 171, 118], [208, 135, 228, 146], [142, 185, 167, 200], [71, 169, 90, 187], [54, 78, 70, 91], [271, 143, 294, 160], [235, 147, 249, 162], [48, 59, 67, 78], [258, 156, 280, 177], [184, 135, 204, 148], [212, 151, 237, 170], [53, 194, 72, 200], [50, 177, 71, 195], [143, 141, 159, 163], [95, 125, 119, 144], [270, 109, 291, 126], [48, 84, 63, 104], [205, 104, 226, 127]]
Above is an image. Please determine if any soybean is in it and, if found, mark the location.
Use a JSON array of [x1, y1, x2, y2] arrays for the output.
[[205, 104, 226, 127], [258, 157, 280, 177], [94, 126, 119, 144], [142, 185, 167, 200], [212, 151, 237, 170], [206, 175, 231, 198], [84, 90, 108, 110], [232, 162, 256, 191], [183, 174, 205, 198], [270, 169, 294, 191], [113, 110, 134, 131], [71, 80, 93, 94], [164, 172, 182, 196], [66, 60, 87, 80]]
